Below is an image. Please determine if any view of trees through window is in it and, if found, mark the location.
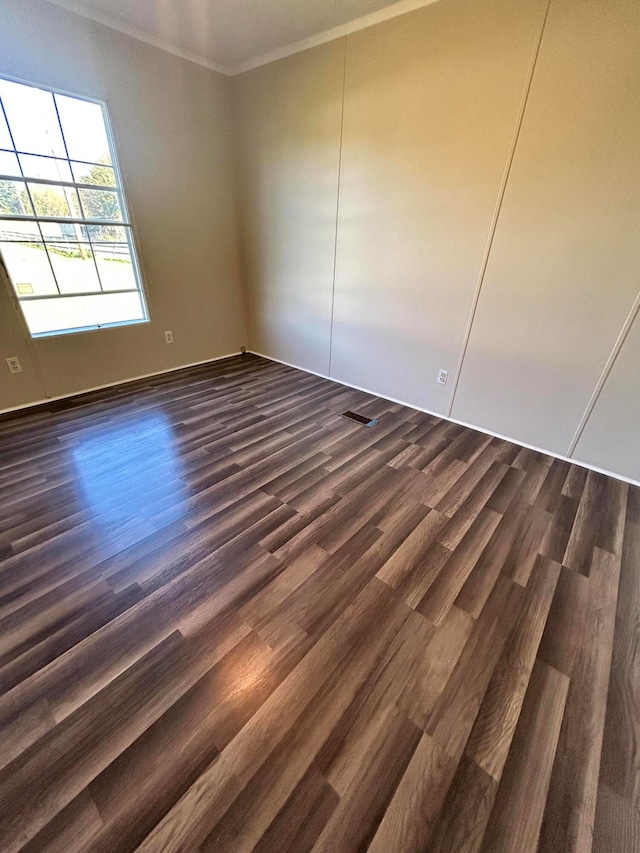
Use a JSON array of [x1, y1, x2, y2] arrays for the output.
[[0, 78, 147, 336]]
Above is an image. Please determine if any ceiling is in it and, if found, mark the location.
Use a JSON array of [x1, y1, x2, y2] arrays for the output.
[[45, 0, 439, 75]]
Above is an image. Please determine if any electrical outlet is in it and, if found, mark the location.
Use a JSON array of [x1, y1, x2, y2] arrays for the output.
[[6, 357, 23, 374], [437, 368, 448, 385], [165, 330, 174, 344]]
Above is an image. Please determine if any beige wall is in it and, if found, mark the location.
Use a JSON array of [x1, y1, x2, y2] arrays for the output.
[[451, 0, 640, 456], [330, 0, 547, 410], [234, 0, 640, 483], [574, 307, 640, 483], [232, 42, 345, 375], [0, 0, 246, 411]]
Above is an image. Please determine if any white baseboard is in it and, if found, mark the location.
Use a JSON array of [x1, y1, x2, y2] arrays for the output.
[[0, 351, 240, 417], [251, 350, 640, 489]]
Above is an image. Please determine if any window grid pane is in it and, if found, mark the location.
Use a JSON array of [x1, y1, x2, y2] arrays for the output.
[[0, 80, 66, 158], [0, 78, 146, 336], [0, 107, 12, 150], [0, 179, 33, 216], [45, 240, 102, 295], [18, 154, 74, 183], [71, 160, 116, 188], [0, 150, 20, 176]]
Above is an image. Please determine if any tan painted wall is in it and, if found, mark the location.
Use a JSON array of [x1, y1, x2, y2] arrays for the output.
[[574, 308, 640, 483], [235, 0, 640, 483], [0, 0, 247, 411], [232, 42, 345, 375], [330, 0, 547, 410], [451, 0, 640, 456]]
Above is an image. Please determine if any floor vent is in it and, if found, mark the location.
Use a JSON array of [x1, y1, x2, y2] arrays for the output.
[[341, 411, 378, 427]]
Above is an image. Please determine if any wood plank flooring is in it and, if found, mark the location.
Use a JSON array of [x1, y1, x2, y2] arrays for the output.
[[0, 353, 637, 852]]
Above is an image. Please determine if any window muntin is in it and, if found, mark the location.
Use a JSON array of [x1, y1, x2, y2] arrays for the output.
[[0, 77, 148, 337]]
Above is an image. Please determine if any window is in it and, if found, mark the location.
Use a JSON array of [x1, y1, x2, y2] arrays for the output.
[[0, 77, 148, 337]]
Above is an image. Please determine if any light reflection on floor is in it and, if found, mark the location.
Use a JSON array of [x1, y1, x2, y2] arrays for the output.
[[70, 412, 187, 528]]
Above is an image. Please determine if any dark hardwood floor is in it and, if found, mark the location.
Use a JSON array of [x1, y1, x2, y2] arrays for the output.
[[0, 353, 637, 852]]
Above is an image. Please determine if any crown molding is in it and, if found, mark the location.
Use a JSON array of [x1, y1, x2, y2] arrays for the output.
[[228, 0, 441, 75], [44, 0, 441, 77], [44, 0, 230, 74]]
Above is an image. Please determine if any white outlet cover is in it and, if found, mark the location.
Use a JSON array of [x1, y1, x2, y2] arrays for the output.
[[437, 369, 448, 385], [6, 357, 23, 374]]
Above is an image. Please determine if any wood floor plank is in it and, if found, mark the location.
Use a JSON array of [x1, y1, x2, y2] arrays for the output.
[[454, 496, 532, 619], [417, 507, 501, 626], [427, 575, 525, 760], [595, 515, 640, 836], [0, 354, 633, 853], [18, 790, 104, 853], [427, 754, 498, 853], [563, 470, 609, 575], [478, 659, 570, 853], [250, 769, 340, 853], [135, 579, 398, 852], [376, 509, 448, 589], [465, 554, 560, 781], [435, 460, 509, 551], [485, 465, 527, 514], [593, 781, 640, 853], [310, 704, 421, 853], [537, 547, 621, 852], [367, 732, 455, 853], [435, 441, 503, 517], [201, 593, 413, 853], [536, 563, 589, 677], [397, 604, 473, 730]]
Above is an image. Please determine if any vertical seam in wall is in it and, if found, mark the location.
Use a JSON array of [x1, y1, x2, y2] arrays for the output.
[[566, 287, 640, 457], [446, 0, 552, 418], [327, 36, 348, 378]]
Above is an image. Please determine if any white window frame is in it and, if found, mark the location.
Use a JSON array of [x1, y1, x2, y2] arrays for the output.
[[0, 74, 150, 338]]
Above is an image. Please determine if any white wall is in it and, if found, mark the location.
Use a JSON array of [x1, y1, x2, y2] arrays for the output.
[[234, 0, 640, 483], [0, 0, 247, 412]]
